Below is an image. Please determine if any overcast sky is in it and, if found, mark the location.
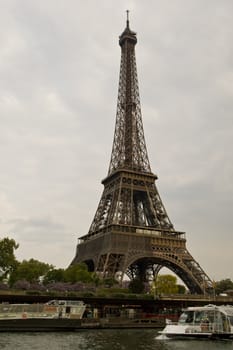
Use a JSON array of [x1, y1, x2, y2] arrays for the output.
[[1, 0, 233, 281]]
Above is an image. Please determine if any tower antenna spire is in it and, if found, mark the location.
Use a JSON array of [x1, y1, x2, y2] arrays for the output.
[[126, 9, 129, 27]]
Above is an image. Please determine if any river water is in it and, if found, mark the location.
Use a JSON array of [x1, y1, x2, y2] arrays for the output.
[[0, 329, 232, 350]]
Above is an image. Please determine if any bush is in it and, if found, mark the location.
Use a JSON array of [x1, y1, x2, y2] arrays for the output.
[[111, 293, 126, 299], [45, 290, 59, 296], [126, 293, 137, 299], [46, 282, 71, 292], [69, 282, 86, 292], [13, 280, 30, 290], [66, 291, 79, 297], [140, 294, 154, 300], [29, 283, 46, 291], [0, 282, 9, 290], [79, 292, 95, 298], [26, 290, 41, 295], [96, 292, 107, 298], [128, 279, 145, 294], [108, 288, 129, 294]]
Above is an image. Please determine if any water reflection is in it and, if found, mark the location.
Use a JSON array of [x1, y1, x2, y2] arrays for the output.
[[0, 330, 232, 350]]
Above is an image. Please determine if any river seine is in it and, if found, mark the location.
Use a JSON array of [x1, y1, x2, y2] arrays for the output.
[[0, 330, 232, 350]]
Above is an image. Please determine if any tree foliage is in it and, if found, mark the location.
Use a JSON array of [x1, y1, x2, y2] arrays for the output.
[[215, 278, 233, 294], [9, 259, 53, 285], [43, 268, 66, 285], [64, 263, 93, 283], [102, 277, 118, 288], [0, 237, 19, 279], [177, 284, 186, 294], [153, 274, 179, 295], [128, 279, 145, 294]]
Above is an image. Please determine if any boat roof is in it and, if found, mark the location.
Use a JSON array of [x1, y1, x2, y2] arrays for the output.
[[46, 300, 85, 306], [185, 304, 233, 316]]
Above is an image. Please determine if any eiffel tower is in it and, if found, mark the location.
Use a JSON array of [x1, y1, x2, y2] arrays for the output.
[[72, 14, 213, 294]]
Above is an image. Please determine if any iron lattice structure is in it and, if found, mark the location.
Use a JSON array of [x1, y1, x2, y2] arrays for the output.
[[72, 17, 213, 294]]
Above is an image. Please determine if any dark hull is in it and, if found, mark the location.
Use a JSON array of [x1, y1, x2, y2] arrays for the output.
[[163, 332, 233, 340], [0, 318, 84, 332]]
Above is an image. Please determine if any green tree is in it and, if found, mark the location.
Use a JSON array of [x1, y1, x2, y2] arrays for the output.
[[0, 237, 19, 280], [177, 284, 186, 294], [153, 274, 178, 295], [128, 279, 145, 294], [91, 272, 101, 287], [64, 263, 93, 283], [9, 258, 53, 285], [215, 278, 233, 294], [43, 268, 66, 285], [102, 277, 118, 288]]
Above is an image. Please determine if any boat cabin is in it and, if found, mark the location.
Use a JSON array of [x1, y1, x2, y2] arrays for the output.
[[178, 304, 233, 333]]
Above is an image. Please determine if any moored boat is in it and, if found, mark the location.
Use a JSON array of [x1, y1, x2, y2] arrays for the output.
[[0, 299, 86, 332], [157, 304, 233, 340]]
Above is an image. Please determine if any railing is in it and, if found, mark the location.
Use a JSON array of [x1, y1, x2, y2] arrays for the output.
[[155, 294, 233, 303], [78, 224, 186, 244]]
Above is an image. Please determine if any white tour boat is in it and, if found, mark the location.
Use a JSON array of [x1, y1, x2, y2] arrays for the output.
[[0, 299, 87, 331], [158, 304, 233, 340]]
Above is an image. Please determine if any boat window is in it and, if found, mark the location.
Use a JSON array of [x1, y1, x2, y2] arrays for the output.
[[179, 311, 194, 324], [194, 311, 204, 324], [229, 316, 233, 326]]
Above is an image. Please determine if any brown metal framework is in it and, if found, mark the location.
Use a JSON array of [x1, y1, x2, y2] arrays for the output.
[[72, 17, 213, 294]]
